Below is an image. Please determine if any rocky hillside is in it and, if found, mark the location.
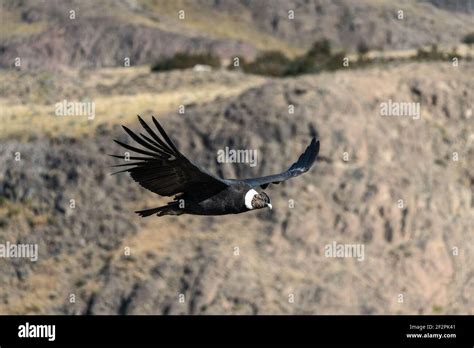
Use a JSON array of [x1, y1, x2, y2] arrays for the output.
[[1, 61, 472, 314], [426, 0, 474, 13], [1, 0, 472, 69]]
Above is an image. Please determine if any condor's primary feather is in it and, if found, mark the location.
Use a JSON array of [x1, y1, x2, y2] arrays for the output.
[[111, 116, 319, 217]]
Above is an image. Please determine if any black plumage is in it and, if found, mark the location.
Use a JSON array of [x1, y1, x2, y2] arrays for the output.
[[111, 116, 320, 217]]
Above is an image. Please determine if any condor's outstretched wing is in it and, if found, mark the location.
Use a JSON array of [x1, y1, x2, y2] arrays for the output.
[[110, 116, 229, 199], [238, 138, 319, 189]]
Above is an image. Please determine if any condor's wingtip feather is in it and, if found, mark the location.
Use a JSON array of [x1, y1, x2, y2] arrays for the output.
[[121, 124, 170, 155], [113, 139, 159, 157], [305, 137, 319, 170], [312, 137, 320, 155], [151, 115, 180, 154], [289, 137, 319, 172], [307, 137, 319, 165], [136, 115, 175, 155]]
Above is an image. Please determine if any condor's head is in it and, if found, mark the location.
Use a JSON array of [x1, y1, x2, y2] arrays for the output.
[[245, 189, 272, 211]]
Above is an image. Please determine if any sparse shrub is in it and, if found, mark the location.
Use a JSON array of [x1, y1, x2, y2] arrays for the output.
[[153, 39, 351, 77], [415, 48, 428, 60], [242, 38, 356, 77], [461, 32, 474, 45], [357, 40, 370, 55], [325, 51, 347, 71], [356, 40, 371, 65], [306, 38, 332, 57], [285, 55, 315, 76], [151, 52, 221, 72], [415, 44, 445, 60], [286, 39, 344, 75], [242, 51, 291, 77]]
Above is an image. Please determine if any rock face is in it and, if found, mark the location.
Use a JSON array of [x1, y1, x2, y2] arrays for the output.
[[209, 0, 473, 50], [0, 17, 258, 70], [426, 0, 474, 14], [0, 62, 472, 314], [1, 0, 473, 69]]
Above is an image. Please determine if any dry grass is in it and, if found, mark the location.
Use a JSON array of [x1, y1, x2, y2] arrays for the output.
[[0, 66, 266, 138], [0, 7, 47, 39]]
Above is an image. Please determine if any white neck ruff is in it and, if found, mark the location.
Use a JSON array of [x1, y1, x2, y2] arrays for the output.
[[245, 189, 259, 209]]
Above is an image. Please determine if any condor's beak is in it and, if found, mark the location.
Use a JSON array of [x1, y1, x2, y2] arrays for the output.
[[267, 203, 273, 210]]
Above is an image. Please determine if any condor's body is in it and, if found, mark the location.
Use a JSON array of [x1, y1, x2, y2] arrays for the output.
[[111, 116, 319, 217], [177, 182, 253, 216]]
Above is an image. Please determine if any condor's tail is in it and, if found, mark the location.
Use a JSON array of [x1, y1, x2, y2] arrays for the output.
[[135, 202, 181, 217]]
